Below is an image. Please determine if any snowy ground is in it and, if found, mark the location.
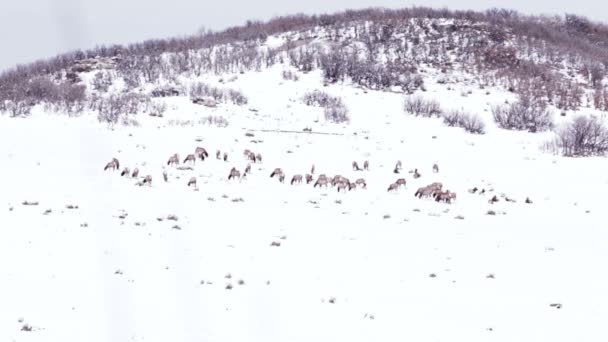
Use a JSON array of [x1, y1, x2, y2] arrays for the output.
[[2, 66, 608, 342]]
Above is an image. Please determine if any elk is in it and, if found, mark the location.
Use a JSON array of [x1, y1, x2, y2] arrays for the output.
[[290, 174, 303, 185], [352, 161, 361, 171], [395, 178, 407, 188], [415, 183, 442, 198], [270, 168, 284, 179], [195, 147, 209, 160], [167, 153, 180, 166], [314, 175, 329, 188], [103, 158, 120, 171], [120, 167, 130, 177], [348, 182, 357, 191], [163, 170, 168, 182], [395, 160, 402, 171], [488, 195, 499, 204], [183, 154, 196, 165], [142, 175, 152, 186], [435, 191, 456, 203], [413, 169, 421, 179], [525, 197, 533, 204], [363, 160, 369, 171], [310, 164, 315, 175], [387, 183, 399, 192], [223, 152, 228, 162], [255, 153, 262, 163], [337, 181, 349, 192], [433, 163, 439, 173], [187, 177, 197, 187], [244, 163, 252, 174], [355, 178, 367, 189], [468, 187, 478, 194], [228, 167, 241, 180], [278, 174, 285, 183], [305, 174, 313, 184], [216, 150, 221, 160], [131, 168, 140, 178]]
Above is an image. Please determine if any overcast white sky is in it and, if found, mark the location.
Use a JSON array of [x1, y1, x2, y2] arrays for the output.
[[1, 0, 607, 71]]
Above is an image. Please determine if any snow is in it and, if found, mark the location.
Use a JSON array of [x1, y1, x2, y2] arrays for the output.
[[2, 64, 608, 342]]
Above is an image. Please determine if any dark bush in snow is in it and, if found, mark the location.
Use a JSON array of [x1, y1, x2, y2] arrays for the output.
[[189, 82, 248, 105], [282, 70, 300, 81], [492, 98, 553, 132], [403, 96, 442, 117], [442, 110, 486, 134], [555, 115, 608, 156], [96, 93, 151, 126], [302, 90, 349, 123]]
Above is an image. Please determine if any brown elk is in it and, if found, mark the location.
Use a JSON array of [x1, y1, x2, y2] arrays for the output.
[[387, 183, 399, 192], [223, 152, 228, 162], [131, 168, 140, 178], [270, 168, 284, 178], [525, 197, 533, 204], [337, 181, 349, 192], [183, 154, 196, 165], [290, 174, 303, 185], [435, 191, 456, 203], [162, 170, 168, 182], [310, 164, 315, 175], [187, 177, 197, 187], [433, 163, 439, 173], [488, 195, 499, 204], [104, 158, 120, 171], [244, 163, 252, 174], [395, 160, 402, 171], [314, 175, 329, 188], [305, 174, 313, 184], [167, 154, 180, 166], [352, 161, 361, 171], [413, 169, 421, 179], [395, 178, 407, 188], [255, 153, 262, 163], [143, 175, 152, 186], [120, 167, 130, 177], [468, 187, 478, 194], [348, 182, 357, 191], [363, 160, 369, 171], [415, 183, 442, 198], [355, 178, 367, 189], [195, 147, 209, 160], [228, 168, 241, 180], [216, 150, 221, 160]]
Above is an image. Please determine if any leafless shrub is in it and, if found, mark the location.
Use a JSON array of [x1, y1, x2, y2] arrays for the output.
[[403, 96, 442, 117], [302, 90, 349, 123], [492, 98, 553, 132], [148, 101, 167, 117], [442, 110, 485, 134], [555, 115, 608, 156], [189, 82, 248, 105], [324, 103, 350, 123], [282, 70, 300, 81], [199, 115, 229, 127]]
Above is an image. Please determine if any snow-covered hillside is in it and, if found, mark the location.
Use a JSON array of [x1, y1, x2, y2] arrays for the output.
[[2, 63, 608, 342]]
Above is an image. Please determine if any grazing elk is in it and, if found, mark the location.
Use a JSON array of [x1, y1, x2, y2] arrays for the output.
[[352, 161, 361, 171], [348, 182, 357, 191], [187, 177, 197, 187], [387, 183, 399, 192], [228, 167, 241, 180], [314, 175, 329, 188], [142, 175, 152, 186], [131, 168, 139, 178], [415, 183, 442, 199], [488, 195, 499, 204], [216, 150, 221, 160], [525, 197, 533, 204], [255, 153, 262, 163], [433, 163, 439, 173], [290, 174, 303, 185], [183, 154, 196, 165], [468, 187, 478, 194], [120, 167, 130, 177], [195, 147, 209, 160], [337, 181, 349, 192], [163, 170, 168, 182], [355, 178, 367, 189], [395, 178, 407, 188], [104, 158, 120, 171], [244, 163, 252, 174], [363, 160, 369, 171], [305, 174, 313, 184], [270, 168, 284, 179], [223, 152, 228, 162], [395, 160, 402, 171], [167, 153, 180, 166], [435, 191, 456, 203]]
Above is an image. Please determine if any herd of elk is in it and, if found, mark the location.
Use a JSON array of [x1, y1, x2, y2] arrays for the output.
[[105, 150, 536, 206]]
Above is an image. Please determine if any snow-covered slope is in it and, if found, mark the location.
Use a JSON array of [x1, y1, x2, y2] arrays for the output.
[[2, 64, 608, 342]]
